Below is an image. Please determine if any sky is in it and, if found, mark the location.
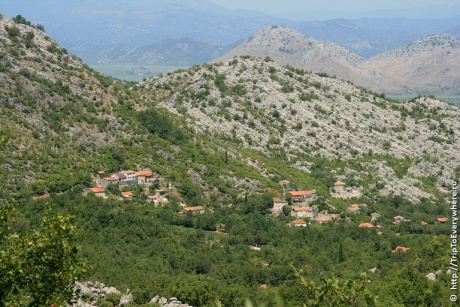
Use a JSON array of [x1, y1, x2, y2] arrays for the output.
[[206, 0, 460, 19]]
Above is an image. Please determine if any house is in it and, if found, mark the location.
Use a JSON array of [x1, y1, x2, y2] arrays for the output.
[[147, 194, 159, 204], [421, 221, 428, 226], [101, 176, 118, 188], [346, 204, 361, 214], [272, 198, 288, 215], [330, 181, 362, 199], [135, 170, 154, 185], [436, 217, 449, 224], [392, 246, 410, 253], [371, 212, 381, 222], [392, 215, 408, 224], [183, 206, 205, 214], [315, 217, 333, 224], [249, 245, 261, 251], [113, 172, 127, 182], [291, 207, 316, 219], [97, 170, 105, 176], [260, 284, 268, 289], [121, 191, 133, 199], [290, 219, 307, 227], [286, 190, 317, 203], [332, 181, 346, 193], [124, 170, 136, 181], [359, 223, 375, 229], [88, 187, 106, 198]]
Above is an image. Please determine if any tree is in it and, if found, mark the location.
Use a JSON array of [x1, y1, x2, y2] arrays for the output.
[[0, 204, 86, 306]]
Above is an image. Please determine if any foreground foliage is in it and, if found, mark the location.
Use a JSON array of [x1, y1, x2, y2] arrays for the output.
[[0, 204, 85, 306]]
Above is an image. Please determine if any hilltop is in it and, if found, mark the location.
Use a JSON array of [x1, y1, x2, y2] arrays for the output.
[[370, 34, 460, 95], [212, 26, 460, 95]]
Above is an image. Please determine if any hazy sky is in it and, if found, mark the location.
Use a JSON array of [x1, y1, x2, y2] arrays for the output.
[[206, 0, 460, 19]]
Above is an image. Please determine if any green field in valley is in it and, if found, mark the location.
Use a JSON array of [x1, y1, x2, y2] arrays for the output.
[[89, 64, 189, 82]]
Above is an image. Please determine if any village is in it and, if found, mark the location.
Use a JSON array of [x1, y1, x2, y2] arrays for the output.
[[84, 172, 448, 237]]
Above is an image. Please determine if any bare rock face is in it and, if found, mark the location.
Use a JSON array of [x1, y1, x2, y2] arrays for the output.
[[119, 289, 133, 306], [426, 273, 437, 281], [71, 282, 193, 306]]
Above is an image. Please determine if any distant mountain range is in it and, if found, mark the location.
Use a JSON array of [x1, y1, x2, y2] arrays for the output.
[[213, 26, 460, 95], [2, 0, 460, 64]]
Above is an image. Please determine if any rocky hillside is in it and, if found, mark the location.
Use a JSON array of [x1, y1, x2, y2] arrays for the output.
[[212, 26, 460, 95], [369, 34, 460, 95], [143, 55, 460, 201], [1, 15, 459, 203]]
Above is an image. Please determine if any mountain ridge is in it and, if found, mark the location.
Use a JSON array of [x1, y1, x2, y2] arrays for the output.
[[212, 26, 460, 95]]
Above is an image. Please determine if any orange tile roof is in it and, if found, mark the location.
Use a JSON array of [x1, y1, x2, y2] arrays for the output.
[[89, 187, 105, 193], [135, 170, 153, 177], [293, 207, 312, 212], [184, 206, 205, 212], [273, 198, 287, 202], [359, 223, 374, 228], [333, 181, 346, 186], [104, 177, 118, 181], [292, 219, 307, 224], [124, 170, 135, 174], [121, 191, 133, 198], [392, 246, 410, 253], [97, 170, 105, 175], [287, 190, 316, 197], [421, 221, 428, 226], [260, 284, 268, 289], [436, 217, 449, 223], [148, 194, 159, 199]]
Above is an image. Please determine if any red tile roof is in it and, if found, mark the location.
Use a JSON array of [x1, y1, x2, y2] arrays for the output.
[[89, 187, 105, 193], [287, 190, 316, 197], [333, 181, 346, 186], [316, 217, 332, 223], [292, 219, 307, 225], [115, 172, 126, 179], [184, 206, 205, 212], [103, 177, 118, 181], [121, 191, 133, 198], [436, 217, 449, 223], [359, 223, 374, 228], [392, 246, 410, 253], [135, 170, 153, 177]]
